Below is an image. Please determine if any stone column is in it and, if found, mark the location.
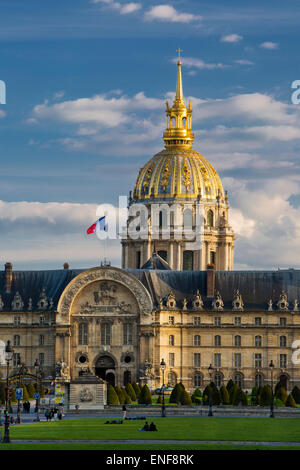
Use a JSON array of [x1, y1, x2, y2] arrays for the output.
[[169, 242, 174, 268]]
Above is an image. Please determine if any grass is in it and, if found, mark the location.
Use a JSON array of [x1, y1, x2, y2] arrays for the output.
[[7, 417, 300, 443]]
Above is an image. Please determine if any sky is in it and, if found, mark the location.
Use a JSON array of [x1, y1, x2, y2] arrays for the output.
[[1, 0, 300, 270]]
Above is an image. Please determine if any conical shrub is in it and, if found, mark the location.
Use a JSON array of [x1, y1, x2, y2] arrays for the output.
[[169, 383, 184, 404], [180, 390, 192, 405], [125, 383, 136, 402], [226, 379, 235, 391], [286, 393, 296, 407], [132, 382, 141, 399], [275, 386, 288, 405], [138, 384, 152, 405], [291, 386, 300, 404], [107, 384, 120, 405], [220, 385, 230, 405]]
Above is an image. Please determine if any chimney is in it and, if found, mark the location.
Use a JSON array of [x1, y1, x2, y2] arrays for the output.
[[5, 262, 12, 293], [63, 262, 69, 270], [206, 263, 215, 298]]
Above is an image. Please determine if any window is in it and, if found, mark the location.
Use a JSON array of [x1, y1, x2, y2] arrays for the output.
[[280, 318, 287, 327], [101, 323, 111, 345], [280, 336, 287, 347], [13, 335, 20, 346], [255, 374, 263, 388], [169, 335, 175, 346], [169, 353, 175, 367], [194, 353, 201, 367], [255, 335, 262, 347], [194, 335, 201, 346], [13, 352, 20, 367], [234, 353, 241, 368], [280, 354, 287, 368], [214, 353, 221, 367], [183, 208, 193, 230], [39, 315, 45, 325], [39, 353, 44, 367], [194, 317, 201, 325], [234, 373, 243, 388], [235, 335, 241, 347], [168, 372, 177, 386], [215, 372, 222, 387], [78, 323, 88, 345], [235, 317, 241, 326], [255, 353, 262, 368], [39, 335, 44, 346], [207, 209, 214, 227], [214, 335, 221, 347], [255, 317, 262, 326], [169, 316, 174, 325], [210, 251, 216, 266], [136, 251, 141, 269], [214, 317, 221, 326], [123, 324, 133, 345], [158, 250, 167, 261], [193, 373, 202, 387], [14, 316, 21, 326], [183, 251, 193, 271]]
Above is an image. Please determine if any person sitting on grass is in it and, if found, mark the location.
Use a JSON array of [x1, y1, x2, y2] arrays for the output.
[[139, 421, 149, 431], [149, 422, 158, 432]]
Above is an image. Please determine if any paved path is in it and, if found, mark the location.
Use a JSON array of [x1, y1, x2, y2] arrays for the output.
[[9, 439, 300, 447]]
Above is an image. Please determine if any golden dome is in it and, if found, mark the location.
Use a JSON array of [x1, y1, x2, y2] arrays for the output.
[[133, 50, 224, 202]]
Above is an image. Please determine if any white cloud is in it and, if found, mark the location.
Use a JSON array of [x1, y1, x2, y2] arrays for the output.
[[260, 41, 279, 50], [53, 91, 65, 100], [235, 59, 254, 65], [0, 109, 6, 118], [92, 0, 141, 15], [221, 33, 243, 43], [172, 56, 226, 70], [145, 4, 202, 23]]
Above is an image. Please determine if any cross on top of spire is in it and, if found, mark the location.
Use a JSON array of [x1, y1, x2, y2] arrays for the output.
[[176, 47, 183, 63]]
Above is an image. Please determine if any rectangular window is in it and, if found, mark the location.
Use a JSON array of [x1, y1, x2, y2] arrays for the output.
[[169, 353, 175, 367], [255, 353, 262, 368], [101, 323, 111, 345], [136, 251, 141, 269], [214, 353, 221, 367], [123, 324, 133, 345], [214, 317, 221, 326], [280, 354, 287, 368], [194, 317, 201, 325], [235, 317, 241, 326], [210, 251, 216, 265], [39, 316, 45, 325], [78, 323, 88, 345], [13, 352, 20, 367], [255, 317, 262, 326], [14, 316, 21, 326], [39, 353, 45, 367], [234, 353, 241, 368], [280, 318, 287, 327], [169, 316, 174, 325], [39, 335, 44, 346], [194, 353, 201, 367]]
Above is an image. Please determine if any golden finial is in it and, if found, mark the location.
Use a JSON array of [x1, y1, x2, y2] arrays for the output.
[[176, 47, 183, 63]]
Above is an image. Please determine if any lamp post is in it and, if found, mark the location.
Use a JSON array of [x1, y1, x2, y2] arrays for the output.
[[2, 340, 14, 443], [16, 358, 23, 424], [208, 364, 213, 417], [269, 360, 275, 418], [34, 359, 40, 422], [160, 358, 166, 418]]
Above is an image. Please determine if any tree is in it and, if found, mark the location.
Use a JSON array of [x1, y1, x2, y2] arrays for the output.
[[0, 381, 6, 405], [275, 381, 283, 395], [21, 383, 29, 401], [132, 382, 141, 399], [291, 386, 300, 404], [285, 394, 296, 407], [202, 385, 212, 406], [107, 385, 120, 405], [220, 385, 230, 405], [39, 383, 45, 398], [251, 386, 258, 397], [191, 388, 202, 404], [180, 390, 192, 405], [11, 388, 16, 403], [226, 379, 235, 392], [26, 383, 35, 399], [212, 387, 221, 405], [121, 387, 132, 404], [169, 383, 184, 404], [232, 387, 248, 406], [138, 384, 152, 405], [229, 384, 239, 405], [259, 385, 272, 406], [115, 386, 126, 404], [193, 388, 202, 397], [275, 386, 288, 405], [125, 383, 136, 402]]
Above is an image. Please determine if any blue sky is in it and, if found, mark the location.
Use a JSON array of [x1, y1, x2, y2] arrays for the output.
[[1, 0, 300, 270]]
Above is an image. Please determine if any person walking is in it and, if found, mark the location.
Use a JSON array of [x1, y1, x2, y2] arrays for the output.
[[122, 404, 127, 420]]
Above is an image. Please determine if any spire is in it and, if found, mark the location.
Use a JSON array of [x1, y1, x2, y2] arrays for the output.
[[163, 49, 194, 149]]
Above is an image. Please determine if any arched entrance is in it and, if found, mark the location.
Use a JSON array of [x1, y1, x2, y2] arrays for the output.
[[95, 355, 115, 385]]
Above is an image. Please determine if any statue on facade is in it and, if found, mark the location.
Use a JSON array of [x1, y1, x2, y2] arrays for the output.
[[232, 289, 244, 311], [268, 299, 273, 311]]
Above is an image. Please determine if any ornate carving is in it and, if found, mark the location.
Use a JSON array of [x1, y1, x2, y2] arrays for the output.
[[183, 298, 188, 310], [80, 388, 93, 402], [0, 295, 4, 311], [293, 299, 299, 312], [28, 298, 33, 311], [232, 290, 244, 311], [160, 158, 171, 191], [267, 299, 273, 312], [37, 288, 48, 310], [11, 291, 24, 311], [277, 291, 289, 311], [212, 291, 224, 311], [192, 290, 203, 310], [182, 157, 191, 190], [166, 290, 176, 309]]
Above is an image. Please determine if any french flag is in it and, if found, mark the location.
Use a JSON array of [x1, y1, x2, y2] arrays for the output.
[[87, 216, 106, 235]]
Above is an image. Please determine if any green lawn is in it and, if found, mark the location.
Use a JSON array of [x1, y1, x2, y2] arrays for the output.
[[7, 417, 300, 443]]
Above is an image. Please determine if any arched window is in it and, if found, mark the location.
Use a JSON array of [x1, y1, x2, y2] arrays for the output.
[[169, 335, 175, 346], [255, 374, 263, 388], [182, 117, 187, 128], [171, 117, 176, 128], [193, 373, 202, 387], [183, 250, 193, 271], [214, 335, 221, 347], [13, 335, 20, 347], [255, 335, 262, 347], [194, 335, 201, 346], [158, 250, 167, 261], [159, 210, 168, 228], [215, 372, 223, 387], [207, 209, 214, 227], [235, 335, 241, 347], [168, 372, 177, 387], [78, 323, 88, 345], [183, 208, 193, 229], [280, 336, 287, 347], [234, 373, 243, 388], [101, 323, 111, 345]]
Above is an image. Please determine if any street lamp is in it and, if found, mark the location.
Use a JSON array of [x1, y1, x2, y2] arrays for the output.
[[269, 360, 275, 418], [16, 358, 23, 424], [2, 340, 14, 443], [160, 358, 166, 418], [34, 359, 40, 422], [208, 364, 213, 417]]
